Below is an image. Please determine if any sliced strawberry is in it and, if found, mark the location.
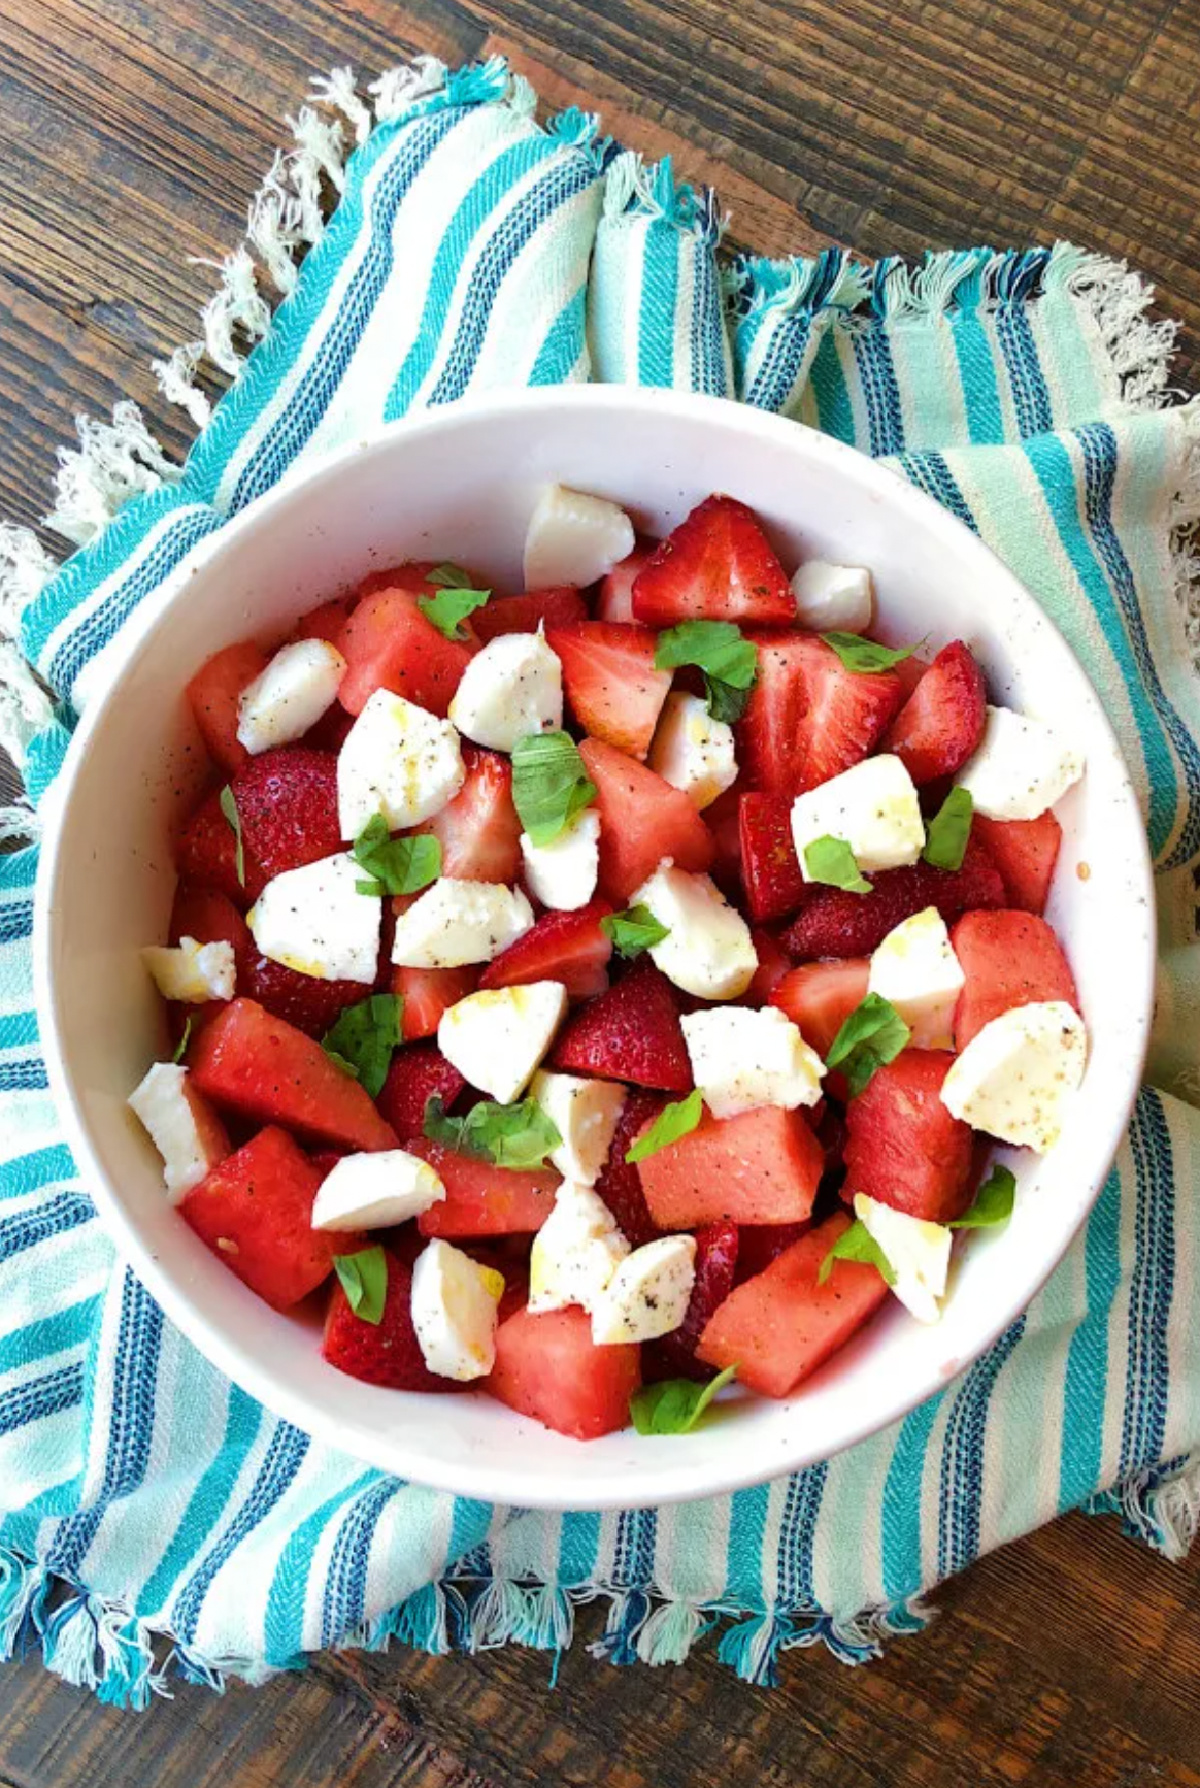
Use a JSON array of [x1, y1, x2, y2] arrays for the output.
[[186, 639, 269, 778], [337, 582, 475, 718], [734, 1221, 811, 1284], [843, 1050, 975, 1222], [323, 1249, 457, 1392], [376, 1044, 466, 1141], [636, 1105, 824, 1228], [169, 882, 253, 969], [746, 927, 792, 1005], [739, 792, 806, 922], [479, 899, 613, 999], [289, 597, 353, 645], [301, 703, 355, 754], [737, 632, 903, 798], [642, 1221, 739, 1384], [393, 962, 480, 1040], [410, 1142, 559, 1236], [882, 641, 986, 783], [472, 587, 588, 641], [593, 1088, 666, 1248], [241, 955, 372, 1040], [703, 783, 744, 900], [951, 909, 1079, 1049], [971, 812, 1062, 915], [597, 540, 655, 623], [893, 651, 930, 701], [547, 622, 672, 761], [173, 788, 267, 909], [486, 1304, 640, 1439], [579, 737, 714, 903], [770, 959, 870, 1056], [181, 1127, 335, 1311], [550, 955, 691, 1093], [416, 746, 521, 884], [782, 836, 1005, 960], [231, 747, 342, 882], [631, 495, 795, 628]]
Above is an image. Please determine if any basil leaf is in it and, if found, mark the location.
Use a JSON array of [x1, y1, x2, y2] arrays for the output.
[[817, 1219, 896, 1287], [334, 1246, 388, 1325], [352, 817, 442, 897], [821, 633, 921, 674], [701, 672, 752, 725], [511, 731, 597, 847], [950, 1165, 1016, 1231], [826, 993, 911, 1097], [219, 784, 245, 888], [426, 562, 477, 589], [418, 585, 491, 641], [423, 1095, 561, 1169], [654, 621, 758, 724], [630, 1364, 738, 1436], [171, 1016, 193, 1065], [923, 786, 974, 872], [803, 835, 872, 895], [600, 904, 670, 959], [321, 993, 402, 1100], [625, 1089, 704, 1164]]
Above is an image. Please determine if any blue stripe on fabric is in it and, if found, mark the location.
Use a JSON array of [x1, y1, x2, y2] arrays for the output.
[[0, 1012, 39, 1051], [722, 1485, 768, 1603], [0, 900, 32, 946], [937, 1318, 1025, 1578], [0, 1297, 100, 1378], [320, 1476, 397, 1647], [557, 1510, 601, 1586], [0, 1192, 94, 1261], [949, 306, 1006, 444], [1058, 1163, 1123, 1511], [899, 451, 979, 533], [530, 286, 588, 385], [0, 1144, 77, 1201], [778, 1464, 827, 1608], [264, 1469, 380, 1666], [806, 331, 855, 443], [0, 1361, 84, 1436], [636, 223, 680, 388], [995, 301, 1054, 440], [0, 1060, 48, 1092], [1121, 1092, 1175, 1474], [690, 237, 728, 398], [852, 326, 906, 457], [880, 1391, 946, 1600], [448, 1495, 493, 1563]]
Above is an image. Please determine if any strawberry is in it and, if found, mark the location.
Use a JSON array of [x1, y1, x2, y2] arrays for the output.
[[547, 622, 672, 761], [186, 639, 269, 777], [181, 1127, 336, 1311], [734, 1221, 811, 1284], [642, 1220, 739, 1383], [241, 954, 373, 1040], [882, 640, 986, 783], [323, 1249, 457, 1391], [770, 959, 870, 1056], [737, 632, 903, 798], [842, 1050, 975, 1222], [745, 926, 793, 1005], [579, 737, 714, 903], [393, 962, 480, 1040], [631, 495, 795, 627], [231, 747, 342, 882], [289, 597, 354, 645], [479, 899, 613, 999], [593, 1088, 667, 1248], [738, 792, 807, 922], [302, 703, 355, 754], [550, 956, 692, 1092], [597, 540, 655, 623], [169, 881, 252, 969], [971, 812, 1062, 915], [703, 783, 744, 900], [472, 587, 588, 641], [951, 909, 1079, 1049], [417, 746, 521, 884], [173, 788, 267, 908], [337, 582, 475, 718], [782, 836, 1005, 960], [377, 1044, 466, 1141]]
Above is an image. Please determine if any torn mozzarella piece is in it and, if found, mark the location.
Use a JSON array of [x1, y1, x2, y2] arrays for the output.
[[790, 561, 873, 633], [248, 852, 380, 983], [956, 705, 1084, 822], [391, 878, 534, 969], [311, 1150, 445, 1230], [680, 1005, 824, 1118], [868, 907, 964, 1049], [791, 754, 925, 878], [520, 808, 600, 911], [437, 981, 568, 1102], [530, 1069, 626, 1186], [940, 1000, 1087, 1152], [410, 1240, 504, 1381], [853, 1193, 951, 1325], [648, 692, 738, 811], [237, 638, 346, 755], [633, 863, 757, 1000], [128, 1063, 229, 1202], [337, 688, 464, 837], [142, 935, 236, 1003], [591, 1234, 697, 1344], [447, 630, 563, 753], [528, 1181, 630, 1315], [523, 484, 635, 589]]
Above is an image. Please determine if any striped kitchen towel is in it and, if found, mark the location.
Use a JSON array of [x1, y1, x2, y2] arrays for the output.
[[0, 54, 1198, 1702]]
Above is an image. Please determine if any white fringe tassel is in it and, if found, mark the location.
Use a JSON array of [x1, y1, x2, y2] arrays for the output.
[[196, 247, 273, 376], [152, 341, 212, 430], [0, 524, 54, 636], [369, 55, 447, 123], [44, 401, 180, 548]]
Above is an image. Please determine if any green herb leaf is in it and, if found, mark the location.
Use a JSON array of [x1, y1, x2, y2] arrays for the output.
[[826, 993, 911, 1097], [600, 904, 670, 959], [171, 1016, 193, 1065], [334, 1246, 388, 1325], [803, 835, 872, 895], [625, 1089, 704, 1164], [418, 585, 491, 641], [321, 993, 403, 1099], [630, 1364, 738, 1436], [219, 784, 245, 888], [821, 633, 921, 674], [426, 562, 477, 589], [654, 620, 759, 723], [923, 786, 974, 872], [817, 1219, 896, 1287], [423, 1095, 562, 1169], [352, 817, 442, 897], [950, 1164, 1016, 1231], [511, 730, 597, 846]]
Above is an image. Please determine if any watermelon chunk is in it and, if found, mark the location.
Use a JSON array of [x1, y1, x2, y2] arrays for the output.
[[486, 1304, 641, 1439], [842, 1050, 975, 1221], [186, 639, 269, 777], [337, 583, 475, 717], [951, 908, 1079, 1049], [473, 587, 588, 641], [323, 1249, 458, 1391], [479, 900, 613, 1000], [410, 1141, 559, 1236], [547, 622, 672, 761], [971, 813, 1062, 915], [579, 737, 714, 903], [289, 597, 353, 645], [181, 1126, 336, 1310], [631, 495, 795, 628], [636, 1105, 824, 1228]]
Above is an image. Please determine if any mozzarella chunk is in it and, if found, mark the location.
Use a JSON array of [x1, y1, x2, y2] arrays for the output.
[[529, 1181, 630, 1314], [853, 1193, 950, 1325], [868, 907, 964, 1049], [791, 754, 925, 878], [956, 705, 1085, 821], [142, 935, 236, 1004], [128, 1063, 229, 1202], [941, 1000, 1087, 1152], [523, 484, 635, 589], [633, 863, 757, 1000], [447, 630, 563, 753], [311, 1150, 445, 1231], [520, 808, 600, 911], [337, 688, 464, 838], [237, 638, 346, 755], [392, 878, 534, 969], [530, 1069, 626, 1186], [438, 981, 568, 1102], [410, 1240, 504, 1381], [680, 1006, 824, 1119], [790, 560, 873, 633], [648, 692, 738, 811], [249, 852, 379, 983], [591, 1234, 697, 1345]]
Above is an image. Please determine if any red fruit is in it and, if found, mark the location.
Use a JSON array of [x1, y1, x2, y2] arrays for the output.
[[323, 1250, 455, 1392], [703, 783, 744, 899], [737, 632, 903, 798], [746, 927, 792, 1005], [479, 900, 613, 1000], [302, 703, 355, 754], [409, 1141, 559, 1236], [734, 1221, 811, 1284], [971, 812, 1062, 915], [597, 541, 654, 623], [893, 652, 930, 700], [355, 560, 445, 600], [337, 584, 475, 718], [550, 956, 692, 1092], [241, 955, 371, 1040], [951, 909, 1079, 1050], [770, 959, 870, 1056], [186, 639, 269, 777], [642, 1221, 739, 1383], [697, 1211, 890, 1397], [181, 1127, 336, 1311], [739, 792, 806, 922], [637, 1105, 825, 1228], [376, 1045, 466, 1141], [231, 748, 342, 881], [173, 788, 267, 908], [169, 882, 252, 968], [472, 587, 588, 641], [290, 597, 353, 645], [593, 1089, 666, 1248], [190, 998, 399, 1153], [486, 1305, 641, 1440], [843, 1050, 975, 1221], [392, 962, 480, 1041], [631, 495, 795, 628], [783, 836, 1005, 960], [882, 641, 987, 783], [547, 622, 672, 761], [579, 737, 714, 903], [417, 747, 521, 884]]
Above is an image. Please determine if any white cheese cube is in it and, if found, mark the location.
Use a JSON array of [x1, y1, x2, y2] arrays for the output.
[[868, 907, 965, 1049], [447, 631, 563, 753], [956, 705, 1085, 821], [941, 1000, 1087, 1152], [530, 1069, 626, 1186], [791, 754, 925, 878], [142, 935, 236, 1004], [410, 1240, 504, 1381], [591, 1234, 697, 1345], [790, 561, 873, 633], [648, 692, 738, 811], [520, 809, 600, 911], [523, 484, 635, 589], [237, 638, 346, 755], [311, 1149, 445, 1231], [337, 688, 464, 838], [853, 1192, 950, 1325], [633, 863, 757, 1001], [680, 1006, 824, 1119], [437, 981, 568, 1102], [391, 878, 534, 969], [528, 1181, 630, 1314], [128, 1063, 229, 1202], [248, 851, 380, 983]]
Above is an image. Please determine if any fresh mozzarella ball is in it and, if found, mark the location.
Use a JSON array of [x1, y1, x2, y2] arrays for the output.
[[868, 907, 965, 1049], [940, 1000, 1087, 1152], [447, 631, 563, 753], [391, 879, 534, 969], [311, 1150, 445, 1231], [648, 692, 738, 811], [142, 935, 236, 1004], [128, 1063, 229, 1202], [591, 1234, 698, 1345], [520, 809, 600, 911], [237, 639, 346, 755], [410, 1240, 504, 1381], [523, 484, 635, 589], [791, 754, 925, 878], [853, 1193, 951, 1325], [528, 1181, 630, 1314], [956, 705, 1085, 822], [249, 852, 380, 983], [790, 561, 873, 633], [337, 688, 464, 838], [529, 1069, 626, 1186], [437, 981, 568, 1102], [680, 1006, 824, 1119], [632, 863, 757, 1000]]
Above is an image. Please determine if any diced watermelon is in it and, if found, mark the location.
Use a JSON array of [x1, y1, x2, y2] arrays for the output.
[[392, 961, 480, 1040], [631, 495, 795, 628], [289, 597, 353, 645], [951, 909, 1079, 1049], [230, 747, 342, 881], [173, 788, 267, 909], [696, 1211, 890, 1397], [783, 836, 1005, 960], [770, 959, 870, 1056], [746, 927, 792, 1005], [734, 1221, 811, 1284], [737, 632, 903, 798], [241, 955, 373, 1040], [323, 1249, 457, 1391], [547, 622, 672, 761], [637, 1105, 824, 1228], [479, 899, 613, 999], [189, 998, 399, 1153], [593, 1088, 666, 1248], [181, 1126, 336, 1310], [971, 812, 1062, 915], [410, 1141, 560, 1236], [486, 1304, 641, 1439], [550, 956, 692, 1092], [882, 640, 987, 783], [739, 792, 806, 922], [842, 1050, 975, 1221], [596, 540, 654, 622], [186, 639, 269, 777], [417, 746, 521, 884], [376, 1045, 466, 1141], [354, 561, 443, 601], [337, 583, 475, 717], [473, 587, 588, 641], [642, 1221, 739, 1383], [579, 737, 714, 903]]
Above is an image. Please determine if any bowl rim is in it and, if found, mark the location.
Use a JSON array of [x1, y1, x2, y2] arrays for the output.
[[32, 384, 1158, 1509]]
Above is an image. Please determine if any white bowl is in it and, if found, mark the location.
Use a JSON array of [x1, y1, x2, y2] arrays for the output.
[[34, 386, 1155, 1511]]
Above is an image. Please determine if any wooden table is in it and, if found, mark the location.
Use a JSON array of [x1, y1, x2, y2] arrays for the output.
[[2, 3, 1199, 1783]]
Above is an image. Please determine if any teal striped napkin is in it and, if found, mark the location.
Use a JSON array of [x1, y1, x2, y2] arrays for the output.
[[1, 55, 1198, 1702]]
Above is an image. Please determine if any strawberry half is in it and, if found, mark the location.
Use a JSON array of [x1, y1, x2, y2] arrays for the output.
[[418, 746, 521, 884], [596, 540, 654, 623], [323, 1250, 458, 1391], [241, 953, 372, 1039], [631, 495, 795, 627], [642, 1220, 739, 1383], [231, 747, 342, 882], [479, 899, 613, 999], [738, 792, 807, 922], [783, 836, 1005, 960], [547, 622, 672, 762], [738, 632, 904, 798], [392, 961, 480, 1040], [550, 956, 692, 1092], [173, 788, 267, 908], [472, 587, 587, 641], [376, 1043, 466, 1141], [882, 640, 986, 783], [593, 1088, 667, 1249]]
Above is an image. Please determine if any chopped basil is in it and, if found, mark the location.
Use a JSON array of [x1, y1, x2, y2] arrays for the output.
[[630, 1364, 738, 1436], [923, 786, 974, 872], [352, 817, 442, 897], [821, 633, 921, 674], [426, 562, 477, 589], [334, 1246, 388, 1325], [950, 1164, 1016, 1230], [171, 1016, 193, 1065], [418, 585, 491, 641], [511, 730, 597, 846], [320, 993, 402, 1100], [817, 1219, 896, 1287], [219, 784, 245, 888], [654, 620, 758, 723], [803, 834, 872, 894], [825, 993, 911, 1097], [423, 1094, 561, 1169], [625, 1089, 704, 1164], [600, 904, 670, 959]]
